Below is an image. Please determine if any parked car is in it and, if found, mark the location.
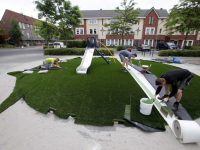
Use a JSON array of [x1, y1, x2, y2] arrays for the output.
[[156, 42, 178, 50], [137, 44, 150, 51], [54, 42, 66, 48]]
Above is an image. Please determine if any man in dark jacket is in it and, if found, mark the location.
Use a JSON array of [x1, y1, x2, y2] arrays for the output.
[[152, 69, 193, 111]]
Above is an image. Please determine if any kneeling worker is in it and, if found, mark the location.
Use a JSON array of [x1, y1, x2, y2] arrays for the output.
[[119, 50, 137, 72], [39, 58, 61, 69], [152, 69, 193, 111]]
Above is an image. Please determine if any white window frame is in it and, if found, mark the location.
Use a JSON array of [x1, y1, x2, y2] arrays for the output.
[[184, 30, 196, 35], [18, 22, 22, 29], [182, 40, 193, 47], [27, 32, 30, 38], [76, 28, 84, 35], [145, 27, 155, 35], [120, 39, 133, 46], [80, 19, 84, 25], [22, 31, 25, 35], [175, 31, 179, 35], [106, 39, 119, 46], [149, 16, 153, 24], [30, 25, 33, 28], [89, 19, 97, 24], [107, 19, 118, 24], [144, 39, 154, 47], [107, 28, 111, 34], [27, 24, 29, 27], [89, 28, 97, 34], [22, 23, 25, 29]]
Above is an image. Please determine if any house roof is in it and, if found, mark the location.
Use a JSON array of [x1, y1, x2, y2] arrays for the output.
[[80, 8, 168, 19], [2, 9, 38, 24]]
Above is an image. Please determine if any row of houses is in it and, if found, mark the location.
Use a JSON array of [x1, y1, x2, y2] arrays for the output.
[[0, 8, 200, 47], [0, 9, 56, 46], [75, 7, 200, 48]]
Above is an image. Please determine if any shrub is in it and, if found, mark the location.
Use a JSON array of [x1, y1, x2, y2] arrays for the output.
[[158, 50, 200, 57], [44, 48, 114, 56], [189, 46, 200, 50], [0, 44, 17, 48], [55, 40, 87, 48], [43, 45, 54, 49], [116, 45, 126, 51]]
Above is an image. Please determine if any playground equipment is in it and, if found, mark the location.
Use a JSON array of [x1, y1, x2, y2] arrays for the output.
[[76, 36, 113, 74]]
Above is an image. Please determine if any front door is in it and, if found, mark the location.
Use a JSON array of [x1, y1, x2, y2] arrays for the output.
[[100, 39, 104, 47]]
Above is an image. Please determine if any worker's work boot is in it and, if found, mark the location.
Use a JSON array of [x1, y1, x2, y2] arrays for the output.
[[171, 102, 179, 111], [121, 68, 127, 72], [158, 94, 169, 100]]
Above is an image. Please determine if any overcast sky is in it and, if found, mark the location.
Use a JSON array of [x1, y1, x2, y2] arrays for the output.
[[0, 0, 180, 20]]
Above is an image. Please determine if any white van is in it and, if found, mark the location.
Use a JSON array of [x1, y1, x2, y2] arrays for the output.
[[54, 42, 66, 48]]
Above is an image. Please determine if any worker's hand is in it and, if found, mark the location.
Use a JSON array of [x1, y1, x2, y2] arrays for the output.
[[163, 97, 169, 103], [151, 95, 156, 102]]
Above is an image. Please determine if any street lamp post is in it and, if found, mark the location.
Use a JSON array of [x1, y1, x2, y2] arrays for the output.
[[155, 20, 164, 50]]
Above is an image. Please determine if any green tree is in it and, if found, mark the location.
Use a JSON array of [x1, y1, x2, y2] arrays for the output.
[[0, 20, 5, 35], [164, 0, 200, 49], [103, 0, 142, 45], [8, 17, 23, 41], [33, 20, 58, 47], [34, 0, 82, 48]]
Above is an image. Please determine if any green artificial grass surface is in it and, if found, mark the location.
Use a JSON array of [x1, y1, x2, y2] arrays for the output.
[[132, 59, 200, 120], [1, 58, 200, 129]]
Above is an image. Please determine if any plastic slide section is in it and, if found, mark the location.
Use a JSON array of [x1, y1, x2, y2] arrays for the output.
[[76, 48, 94, 74]]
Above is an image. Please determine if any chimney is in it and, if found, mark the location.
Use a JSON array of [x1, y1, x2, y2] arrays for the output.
[[160, 8, 163, 10], [100, 9, 102, 10]]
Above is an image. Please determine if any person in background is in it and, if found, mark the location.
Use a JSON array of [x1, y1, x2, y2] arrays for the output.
[[39, 58, 61, 69], [119, 50, 137, 72]]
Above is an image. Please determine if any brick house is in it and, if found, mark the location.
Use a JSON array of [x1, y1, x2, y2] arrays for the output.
[[75, 7, 199, 48], [0, 9, 56, 46]]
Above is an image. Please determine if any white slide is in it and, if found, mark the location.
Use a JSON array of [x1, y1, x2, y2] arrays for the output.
[[76, 48, 94, 74]]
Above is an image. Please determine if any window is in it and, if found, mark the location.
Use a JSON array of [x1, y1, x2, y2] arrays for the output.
[[149, 16, 153, 24], [183, 40, 193, 46], [106, 39, 119, 46], [89, 19, 97, 24], [22, 23, 25, 29], [79, 19, 84, 25], [76, 28, 84, 35], [107, 39, 110, 46], [159, 28, 162, 34], [120, 39, 133, 46], [111, 39, 114, 45], [107, 19, 118, 24], [128, 28, 134, 34], [115, 39, 118, 45], [18, 22, 22, 29], [144, 39, 153, 47], [176, 31, 179, 35], [30, 25, 32, 28], [27, 24, 29, 27], [145, 27, 155, 35], [107, 28, 110, 34], [89, 28, 97, 34], [27, 32, 30, 38], [184, 30, 196, 35], [22, 31, 25, 35]]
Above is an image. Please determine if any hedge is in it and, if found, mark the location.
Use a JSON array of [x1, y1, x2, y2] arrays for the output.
[[55, 40, 87, 48], [43, 45, 54, 49], [44, 48, 114, 56], [0, 44, 18, 48], [116, 45, 126, 51], [189, 46, 200, 50], [158, 50, 200, 57]]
